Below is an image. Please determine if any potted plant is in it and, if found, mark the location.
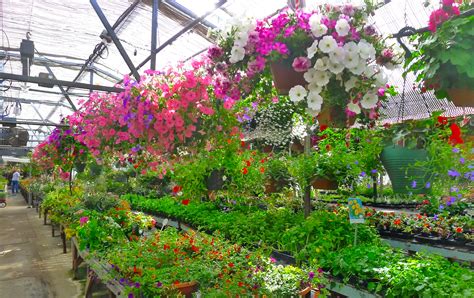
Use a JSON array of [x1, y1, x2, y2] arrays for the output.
[[264, 155, 292, 193], [405, 1, 474, 107], [210, 3, 401, 127]]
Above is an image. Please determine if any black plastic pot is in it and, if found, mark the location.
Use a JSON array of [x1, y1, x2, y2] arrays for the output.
[[414, 234, 442, 245], [206, 169, 225, 191], [271, 250, 296, 265]]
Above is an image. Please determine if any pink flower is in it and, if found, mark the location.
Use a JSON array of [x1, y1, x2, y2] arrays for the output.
[[273, 42, 289, 55], [80, 216, 89, 226], [292, 56, 311, 72]]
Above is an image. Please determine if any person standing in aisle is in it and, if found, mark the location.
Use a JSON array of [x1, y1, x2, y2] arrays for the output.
[[11, 170, 20, 195]]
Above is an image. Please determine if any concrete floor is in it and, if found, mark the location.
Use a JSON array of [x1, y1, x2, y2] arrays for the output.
[[0, 193, 82, 298]]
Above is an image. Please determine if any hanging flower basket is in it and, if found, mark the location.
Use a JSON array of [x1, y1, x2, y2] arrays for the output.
[[173, 281, 199, 298], [270, 61, 306, 95], [317, 105, 355, 128], [380, 146, 431, 194], [206, 169, 226, 191], [447, 89, 474, 107], [299, 287, 318, 298], [311, 176, 338, 190]]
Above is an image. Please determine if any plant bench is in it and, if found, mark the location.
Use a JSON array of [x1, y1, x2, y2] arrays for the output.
[[71, 237, 127, 298]]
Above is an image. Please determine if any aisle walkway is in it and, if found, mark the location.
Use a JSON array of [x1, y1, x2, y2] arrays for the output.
[[0, 193, 81, 298]]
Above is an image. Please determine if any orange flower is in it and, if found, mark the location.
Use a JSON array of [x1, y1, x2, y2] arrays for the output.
[[259, 167, 265, 173], [455, 227, 463, 233], [394, 219, 401, 225], [242, 168, 248, 175]]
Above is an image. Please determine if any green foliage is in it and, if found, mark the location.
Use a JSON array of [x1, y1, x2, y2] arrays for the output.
[[405, 14, 474, 97]]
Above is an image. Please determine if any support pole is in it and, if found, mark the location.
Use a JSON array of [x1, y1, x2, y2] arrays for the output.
[[303, 127, 312, 218], [90, 0, 141, 81], [151, 0, 159, 70]]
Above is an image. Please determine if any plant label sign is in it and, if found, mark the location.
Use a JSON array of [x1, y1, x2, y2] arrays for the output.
[[348, 198, 364, 224]]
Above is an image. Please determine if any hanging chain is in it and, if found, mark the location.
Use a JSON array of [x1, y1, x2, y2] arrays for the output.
[[397, 1, 410, 123]]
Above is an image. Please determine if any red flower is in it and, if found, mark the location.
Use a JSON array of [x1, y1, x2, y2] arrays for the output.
[[173, 280, 180, 285], [422, 199, 430, 205], [163, 244, 170, 250], [449, 123, 464, 145], [259, 167, 265, 173], [241, 141, 246, 147], [455, 227, 463, 233], [246, 160, 251, 167], [191, 245, 199, 253], [320, 125, 328, 132], [394, 219, 401, 225], [182, 199, 190, 205], [366, 212, 372, 217], [242, 168, 248, 175], [437, 116, 448, 125], [260, 158, 266, 163], [228, 262, 234, 268], [238, 282, 244, 287], [172, 185, 182, 193]]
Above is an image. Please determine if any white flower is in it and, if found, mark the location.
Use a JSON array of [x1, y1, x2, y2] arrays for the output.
[[289, 85, 308, 103], [304, 68, 317, 83], [309, 14, 327, 37], [306, 107, 321, 116], [358, 39, 376, 60], [344, 76, 358, 91], [307, 40, 319, 59], [329, 46, 346, 64], [344, 53, 360, 69], [343, 41, 359, 56], [307, 91, 323, 110], [328, 61, 344, 74], [234, 31, 249, 47], [335, 18, 351, 37], [375, 70, 388, 85], [312, 23, 328, 37], [360, 91, 379, 109], [350, 61, 367, 75], [347, 101, 361, 114], [364, 65, 378, 78], [308, 81, 322, 93], [229, 46, 245, 63], [313, 70, 331, 86], [314, 57, 330, 70], [319, 36, 337, 53]]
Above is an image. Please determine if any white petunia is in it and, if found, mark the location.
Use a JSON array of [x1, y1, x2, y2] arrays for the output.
[[350, 61, 367, 75], [289, 85, 308, 103], [307, 91, 324, 110], [329, 46, 346, 63], [328, 61, 344, 74], [344, 76, 358, 92], [358, 39, 376, 60], [309, 14, 328, 37], [347, 102, 361, 114], [314, 57, 330, 71], [344, 53, 360, 69], [313, 70, 331, 86], [306, 106, 322, 116], [229, 46, 245, 63], [360, 91, 379, 109], [343, 41, 359, 56], [318, 35, 337, 53], [234, 31, 249, 47], [335, 18, 351, 37], [364, 65, 378, 78], [304, 68, 317, 83], [307, 40, 319, 59], [375, 70, 388, 85], [308, 81, 322, 93]]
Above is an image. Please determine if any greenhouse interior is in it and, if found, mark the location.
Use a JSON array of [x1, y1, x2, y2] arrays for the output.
[[0, 0, 473, 297]]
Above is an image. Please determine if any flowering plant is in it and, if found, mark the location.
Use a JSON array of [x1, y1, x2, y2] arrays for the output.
[[209, 2, 401, 124], [405, 1, 474, 100]]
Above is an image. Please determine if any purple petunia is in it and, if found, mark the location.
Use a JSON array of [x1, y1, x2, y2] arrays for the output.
[[308, 271, 315, 279], [411, 180, 417, 188], [448, 169, 461, 178]]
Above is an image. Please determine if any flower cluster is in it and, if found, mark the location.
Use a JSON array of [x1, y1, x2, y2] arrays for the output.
[[67, 62, 215, 160], [428, 0, 461, 32], [209, 4, 401, 122]]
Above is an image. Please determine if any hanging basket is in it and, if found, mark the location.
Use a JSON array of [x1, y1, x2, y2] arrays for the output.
[[317, 105, 355, 128], [270, 61, 306, 95], [173, 281, 199, 298], [311, 176, 338, 190], [447, 88, 474, 107], [380, 146, 430, 194]]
